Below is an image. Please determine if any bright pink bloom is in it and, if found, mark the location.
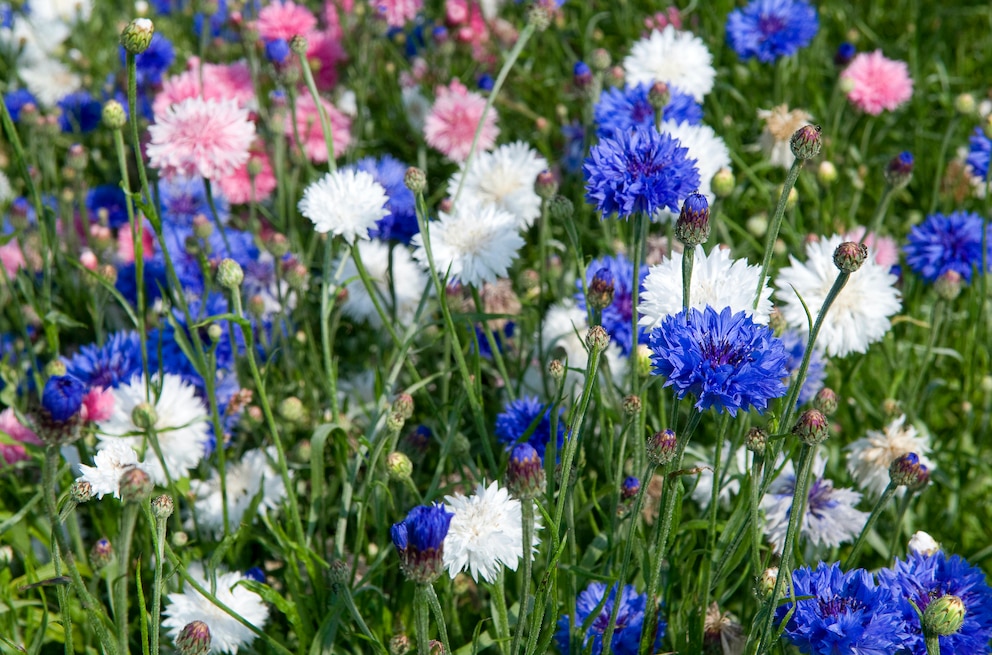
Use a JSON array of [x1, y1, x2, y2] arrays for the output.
[[285, 94, 352, 163], [0, 239, 25, 276], [370, 0, 422, 27], [80, 250, 98, 270], [322, 0, 353, 41], [218, 146, 278, 204], [841, 50, 913, 115], [0, 408, 42, 465], [82, 387, 115, 423], [147, 97, 256, 181], [644, 7, 682, 32], [307, 31, 347, 90], [256, 0, 318, 41], [117, 222, 156, 264], [845, 227, 900, 269], [153, 60, 256, 116], [424, 78, 499, 163]]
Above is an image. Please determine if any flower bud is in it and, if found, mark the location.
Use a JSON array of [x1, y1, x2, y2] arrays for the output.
[[834, 42, 856, 67], [922, 595, 966, 637], [954, 93, 976, 116], [587, 267, 615, 311], [812, 388, 838, 416], [792, 409, 829, 445], [758, 567, 778, 599], [889, 452, 930, 490], [176, 620, 212, 655], [217, 258, 244, 289], [289, 34, 308, 55], [648, 81, 670, 111], [634, 344, 652, 377], [647, 429, 677, 466], [152, 494, 174, 519], [266, 233, 290, 258], [527, 3, 551, 31], [935, 270, 963, 301], [675, 192, 710, 247], [506, 442, 545, 499], [711, 168, 734, 198], [70, 480, 93, 503], [622, 395, 641, 417], [833, 241, 868, 273], [386, 451, 413, 481], [908, 531, 940, 556], [817, 160, 838, 186], [192, 214, 213, 239], [67, 144, 88, 171], [172, 531, 189, 547], [278, 396, 304, 423], [548, 359, 565, 381], [393, 393, 415, 420], [390, 634, 412, 655], [548, 195, 574, 222], [884, 151, 914, 190], [43, 375, 87, 422], [745, 427, 767, 455], [621, 476, 640, 500], [120, 18, 155, 54], [404, 167, 427, 194], [120, 468, 153, 503], [534, 170, 558, 200], [131, 402, 158, 431], [572, 61, 592, 89], [585, 325, 610, 352], [589, 48, 611, 72], [90, 538, 114, 569], [789, 124, 822, 160]]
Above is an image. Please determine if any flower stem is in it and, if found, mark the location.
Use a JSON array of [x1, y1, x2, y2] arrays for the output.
[[846, 482, 898, 569], [115, 503, 140, 655], [491, 570, 512, 655], [510, 500, 536, 655], [754, 157, 803, 310], [296, 48, 336, 172], [925, 634, 942, 655], [415, 585, 432, 655], [859, 185, 895, 247], [681, 243, 695, 313], [147, 504, 169, 655]]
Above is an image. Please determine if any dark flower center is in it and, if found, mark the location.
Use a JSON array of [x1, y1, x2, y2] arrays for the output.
[[818, 594, 865, 617], [806, 478, 839, 515], [631, 100, 654, 124], [701, 337, 746, 367], [758, 14, 786, 37]]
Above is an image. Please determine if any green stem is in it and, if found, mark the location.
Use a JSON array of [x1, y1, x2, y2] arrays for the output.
[[887, 492, 915, 560], [510, 500, 536, 655], [748, 455, 765, 578], [491, 570, 511, 655], [859, 185, 895, 246], [754, 158, 803, 309], [925, 634, 942, 655], [149, 506, 169, 655], [470, 284, 516, 399], [681, 244, 695, 313], [115, 503, 140, 655], [846, 482, 898, 569], [321, 238, 343, 423], [296, 47, 337, 172], [415, 585, 431, 655]]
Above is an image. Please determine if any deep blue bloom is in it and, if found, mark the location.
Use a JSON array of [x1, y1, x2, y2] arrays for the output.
[[648, 306, 788, 416], [265, 38, 291, 64], [63, 332, 144, 389], [193, 0, 229, 38], [115, 256, 170, 306], [877, 551, 992, 655], [159, 176, 230, 228], [561, 121, 586, 174], [593, 83, 702, 140], [244, 567, 266, 583], [477, 73, 494, 91], [903, 211, 992, 284], [58, 91, 103, 133], [86, 185, 129, 229], [966, 127, 991, 181], [474, 322, 514, 360], [726, 0, 818, 63], [121, 33, 175, 86], [1, 3, 13, 29], [391, 503, 453, 582], [834, 42, 856, 66], [42, 375, 88, 421], [778, 329, 826, 405], [554, 583, 664, 655], [576, 254, 648, 356], [495, 396, 565, 463], [584, 127, 700, 219], [349, 156, 419, 243], [4, 89, 39, 122], [778, 562, 909, 655]]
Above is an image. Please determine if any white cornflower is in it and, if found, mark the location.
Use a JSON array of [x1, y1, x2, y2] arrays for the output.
[[19, 57, 82, 106], [638, 245, 773, 331], [846, 415, 933, 498], [446, 142, 548, 229], [75, 442, 144, 500], [532, 302, 625, 396], [655, 120, 731, 221], [162, 562, 269, 655], [757, 105, 814, 169], [761, 455, 867, 554], [298, 169, 390, 244], [443, 481, 540, 584], [337, 240, 428, 327], [689, 441, 750, 509], [908, 531, 940, 556], [190, 448, 288, 537], [96, 374, 210, 485], [412, 201, 523, 288], [774, 234, 901, 357], [623, 26, 716, 101]]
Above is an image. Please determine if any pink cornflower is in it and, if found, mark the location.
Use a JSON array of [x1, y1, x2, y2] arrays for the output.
[[285, 94, 352, 163], [0, 239, 25, 276], [841, 50, 913, 115], [256, 0, 318, 42], [0, 408, 42, 465], [153, 60, 256, 116], [370, 0, 422, 27], [424, 78, 499, 163], [83, 388, 115, 423], [323, 0, 353, 41], [117, 221, 155, 265], [218, 146, 278, 204], [307, 31, 347, 90], [147, 97, 256, 181], [845, 227, 899, 269], [644, 7, 682, 32]]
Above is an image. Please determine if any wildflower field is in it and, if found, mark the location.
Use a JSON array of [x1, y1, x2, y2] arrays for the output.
[[3, 0, 992, 653]]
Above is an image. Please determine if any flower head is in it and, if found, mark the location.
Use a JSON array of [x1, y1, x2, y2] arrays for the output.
[[153, 61, 256, 117], [442, 481, 539, 583], [648, 306, 788, 416], [42, 375, 88, 421], [758, 104, 814, 169], [775, 234, 901, 358], [190, 448, 287, 537], [391, 503, 454, 583], [576, 254, 648, 356], [777, 562, 910, 655], [338, 240, 427, 326], [554, 582, 665, 655], [62, 333, 144, 390], [284, 94, 352, 163], [495, 396, 564, 463], [298, 169, 390, 244], [350, 155, 419, 243], [623, 26, 715, 101], [424, 78, 499, 163], [966, 127, 991, 181], [904, 211, 991, 284], [75, 442, 143, 500], [846, 415, 933, 498], [726, 0, 818, 63], [147, 97, 255, 181], [446, 142, 548, 229], [255, 0, 317, 42], [0, 408, 42, 465], [655, 120, 731, 219], [593, 83, 702, 140], [840, 50, 913, 115], [584, 127, 700, 219]]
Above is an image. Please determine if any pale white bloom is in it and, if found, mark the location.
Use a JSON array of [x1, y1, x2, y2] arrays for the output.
[[298, 169, 390, 244], [908, 531, 940, 556], [18, 57, 82, 106], [656, 120, 731, 221], [846, 415, 933, 497], [29, 0, 93, 23], [757, 105, 814, 169], [689, 441, 750, 509], [443, 481, 540, 583], [532, 302, 624, 396], [401, 85, 431, 133], [190, 448, 288, 537], [338, 240, 428, 327], [412, 201, 523, 287], [75, 442, 144, 500], [162, 563, 269, 655], [774, 234, 901, 357], [762, 456, 867, 554], [478, 0, 505, 19], [447, 142, 548, 229], [96, 374, 210, 485], [623, 26, 715, 101], [638, 245, 773, 331]]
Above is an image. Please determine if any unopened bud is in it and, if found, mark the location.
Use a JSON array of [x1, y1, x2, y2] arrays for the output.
[[289, 34, 308, 55], [588, 267, 615, 311], [217, 258, 244, 289], [386, 452, 413, 480], [404, 167, 427, 194], [507, 442, 545, 499], [889, 452, 930, 490], [934, 270, 963, 300], [172, 531, 189, 547], [758, 567, 778, 599], [390, 634, 412, 655], [621, 395, 641, 417], [120, 18, 155, 54], [648, 81, 670, 111], [647, 429, 677, 466], [393, 394, 415, 420], [620, 476, 640, 500], [90, 538, 114, 569], [812, 388, 838, 415], [585, 325, 610, 352], [711, 167, 734, 198], [789, 124, 822, 160], [152, 494, 174, 519], [278, 396, 305, 423], [922, 595, 966, 637], [176, 620, 212, 655], [70, 479, 93, 503], [675, 192, 710, 247], [817, 160, 838, 186], [527, 3, 551, 31], [119, 468, 153, 503], [266, 233, 289, 258], [833, 241, 868, 273], [548, 359, 565, 381], [548, 195, 573, 222], [589, 48, 611, 72], [884, 151, 914, 190], [572, 62, 592, 89], [908, 531, 940, 556], [954, 93, 976, 116], [192, 214, 213, 240], [534, 170, 558, 200], [745, 427, 767, 455], [792, 409, 829, 445], [131, 402, 158, 431]]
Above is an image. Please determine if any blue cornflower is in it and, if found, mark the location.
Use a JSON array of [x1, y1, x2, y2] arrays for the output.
[[834, 42, 856, 66], [4, 89, 38, 122], [477, 73, 495, 91], [194, 0, 229, 39], [726, 0, 818, 63], [86, 185, 129, 229], [349, 156, 419, 243], [779, 329, 826, 405], [584, 127, 700, 219], [648, 306, 788, 416], [265, 38, 291, 64], [561, 121, 586, 174], [63, 332, 144, 389], [57, 91, 102, 133], [576, 254, 648, 357], [903, 211, 991, 284], [495, 396, 565, 463], [1, 3, 12, 29], [474, 323, 514, 360], [593, 83, 702, 140], [966, 127, 992, 181], [554, 582, 664, 655], [778, 562, 909, 655], [121, 32, 175, 86], [159, 176, 230, 228], [878, 551, 992, 655], [42, 375, 88, 421], [391, 503, 453, 583]]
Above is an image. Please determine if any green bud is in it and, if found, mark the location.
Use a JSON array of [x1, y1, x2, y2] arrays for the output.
[[176, 620, 212, 655], [120, 468, 153, 504], [789, 124, 822, 160], [131, 402, 158, 431], [922, 595, 966, 637], [585, 325, 610, 352], [120, 18, 155, 55], [833, 241, 868, 273], [404, 167, 427, 194], [217, 258, 244, 289], [152, 494, 174, 519], [792, 409, 829, 445], [386, 451, 413, 481]]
